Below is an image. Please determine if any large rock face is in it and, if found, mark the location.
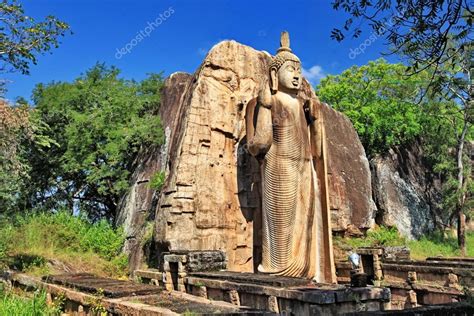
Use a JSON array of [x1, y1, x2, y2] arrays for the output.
[[322, 104, 377, 233], [153, 40, 376, 272], [116, 72, 193, 270], [371, 142, 442, 239]]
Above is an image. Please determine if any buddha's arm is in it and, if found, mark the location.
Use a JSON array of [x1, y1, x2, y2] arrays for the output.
[[245, 94, 273, 158], [305, 98, 323, 159]]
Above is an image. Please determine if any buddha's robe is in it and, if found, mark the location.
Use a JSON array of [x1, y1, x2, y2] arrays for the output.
[[246, 94, 335, 282]]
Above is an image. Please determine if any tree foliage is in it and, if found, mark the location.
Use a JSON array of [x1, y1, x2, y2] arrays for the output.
[[23, 64, 165, 219], [0, 99, 59, 217], [317, 59, 430, 156], [317, 58, 473, 238], [331, 0, 472, 76], [0, 0, 70, 75], [0, 100, 31, 211]]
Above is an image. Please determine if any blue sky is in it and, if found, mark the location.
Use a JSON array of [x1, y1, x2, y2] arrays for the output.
[[4, 0, 399, 101]]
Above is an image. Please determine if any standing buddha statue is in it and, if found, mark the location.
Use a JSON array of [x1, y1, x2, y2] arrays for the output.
[[245, 31, 336, 282]]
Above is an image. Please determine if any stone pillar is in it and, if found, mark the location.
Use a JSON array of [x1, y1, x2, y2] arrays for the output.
[[373, 253, 383, 282], [228, 290, 240, 306], [268, 295, 279, 313], [46, 293, 53, 306], [177, 271, 187, 292], [408, 290, 418, 308], [407, 271, 417, 284], [163, 254, 187, 292], [197, 286, 207, 298], [163, 261, 174, 291]]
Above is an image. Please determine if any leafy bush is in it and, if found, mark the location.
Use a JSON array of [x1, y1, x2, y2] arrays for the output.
[[0, 220, 13, 265], [25, 65, 165, 219], [366, 226, 406, 246]]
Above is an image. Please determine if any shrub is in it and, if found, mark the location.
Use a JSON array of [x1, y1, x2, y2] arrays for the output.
[[0, 220, 13, 265], [149, 171, 166, 191]]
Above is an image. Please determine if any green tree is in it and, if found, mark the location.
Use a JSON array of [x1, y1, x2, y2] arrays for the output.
[[434, 42, 473, 255], [0, 0, 69, 95], [316, 59, 428, 157], [0, 99, 57, 215], [26, 64, 164, 220], [317, 58, 472, 252], [0, 100, 31, 211], [330, 1, 473, 253]]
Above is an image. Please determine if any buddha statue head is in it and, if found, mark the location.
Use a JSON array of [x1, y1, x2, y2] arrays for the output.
[[269, 31, 302, 94]]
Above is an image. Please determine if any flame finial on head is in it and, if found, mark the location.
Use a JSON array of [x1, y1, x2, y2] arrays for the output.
[[270, 31, 300, 71], [278, 31, 291, 53]]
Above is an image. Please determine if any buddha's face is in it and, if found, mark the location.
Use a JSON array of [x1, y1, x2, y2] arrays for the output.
[[277, 60, 302, 93]]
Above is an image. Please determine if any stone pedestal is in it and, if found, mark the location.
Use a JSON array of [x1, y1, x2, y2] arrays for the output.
[[162, 250, 226, 292]]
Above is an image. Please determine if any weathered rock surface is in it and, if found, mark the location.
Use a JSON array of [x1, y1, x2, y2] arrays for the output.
[[115, 146, 160, 271], [116, 72, 193, 270], [186, 251, 227, 272], [153, 40, 376, 272], [321, 103, 377, 233], [371, 142, 443, 239], [382, 246, 411, 261]]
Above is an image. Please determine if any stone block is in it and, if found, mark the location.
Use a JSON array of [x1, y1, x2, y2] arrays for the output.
[[186, 250, 227, 272]]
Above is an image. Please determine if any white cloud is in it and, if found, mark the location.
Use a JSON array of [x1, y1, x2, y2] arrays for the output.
[[302, 65, 326, 85]]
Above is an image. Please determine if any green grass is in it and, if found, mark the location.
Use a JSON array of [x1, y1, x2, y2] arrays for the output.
[[0, 285, 60, 316], [408, 231, 474, 260], [334, 226, 407, 250], [0, 211, 128, 278], [334, 225, 474, 260]]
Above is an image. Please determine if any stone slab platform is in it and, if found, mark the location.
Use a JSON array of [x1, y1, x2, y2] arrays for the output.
[[345, 302, 474, 315], [384, 259, 474, 269], [189, 271, 315, 288], [185, 271, 391, 314], [3, 271, 243, 315], [43, 273, 162, 298]]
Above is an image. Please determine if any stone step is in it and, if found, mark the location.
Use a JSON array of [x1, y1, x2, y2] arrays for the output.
[[381, 263, 474, 276]]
